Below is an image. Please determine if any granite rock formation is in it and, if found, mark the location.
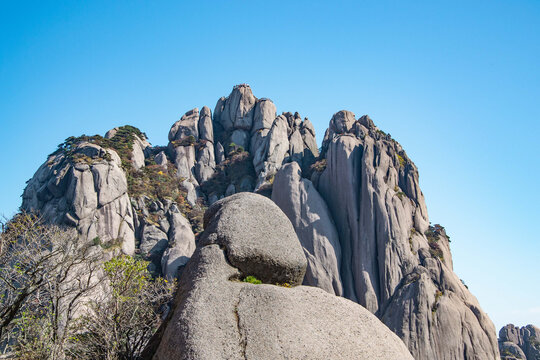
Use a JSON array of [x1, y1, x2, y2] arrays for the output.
[[21, 84, 501, 359], [149, 193, 414, 360], [499, 324, 540, 360]]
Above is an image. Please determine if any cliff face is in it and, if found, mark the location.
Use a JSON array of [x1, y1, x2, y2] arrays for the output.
[[21, 84, 500, 359], [499, 324, 540, 360]]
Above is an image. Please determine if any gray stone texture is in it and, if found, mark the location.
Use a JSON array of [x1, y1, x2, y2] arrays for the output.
[[272, 162, 343, 295], [499, 324, 540, 360], [151, 192, 414, 360], [22, 142, 136, 255]]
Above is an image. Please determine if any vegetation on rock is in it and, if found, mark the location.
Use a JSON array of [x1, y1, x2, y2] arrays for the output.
[[201, 150, 255, 198]]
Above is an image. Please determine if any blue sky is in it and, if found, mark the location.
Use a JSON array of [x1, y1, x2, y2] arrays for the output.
[[1, 1, 538, 330]]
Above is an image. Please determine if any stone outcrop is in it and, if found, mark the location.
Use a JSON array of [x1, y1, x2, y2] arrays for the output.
[[316, 110, 498, 359], [149, 193, 414, 360], [499, 324, 540, 360], [21, 85, 502, 359], [271, 162, 343, 295], [22, 142, 136, 255]]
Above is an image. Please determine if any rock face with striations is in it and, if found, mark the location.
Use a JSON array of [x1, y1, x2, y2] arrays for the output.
[[22, 141, 136, 255], [21, 84, 501, 359], [315, 111, 498, 359], [499, 324, 540, 360], [149, 193, 414, 360], [271, 162, 343, 296]]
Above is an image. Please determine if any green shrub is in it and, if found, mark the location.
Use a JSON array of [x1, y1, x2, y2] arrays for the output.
[[92, 237, 101, 246], [397, 154, 406, 167], [53, 125, 146, 171], [171, 135, 196, 147], [242, 276, 262, 285]]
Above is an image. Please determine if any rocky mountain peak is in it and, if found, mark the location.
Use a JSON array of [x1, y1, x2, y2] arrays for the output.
[[20, 84, 501, 360]]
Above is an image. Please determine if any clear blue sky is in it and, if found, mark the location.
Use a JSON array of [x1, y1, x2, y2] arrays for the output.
[[1, 1, 538, 330]]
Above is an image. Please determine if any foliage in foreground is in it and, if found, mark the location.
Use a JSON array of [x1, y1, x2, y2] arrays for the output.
[[68, 256, 175, 360], [0, 213, 175, 360]]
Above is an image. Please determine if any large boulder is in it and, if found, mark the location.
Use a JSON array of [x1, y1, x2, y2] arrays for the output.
[[199, 193, 306, 285], [149, 192, 414, 360]]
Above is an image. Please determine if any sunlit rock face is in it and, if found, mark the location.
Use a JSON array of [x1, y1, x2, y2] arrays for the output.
[[22, 85, 501, 360]]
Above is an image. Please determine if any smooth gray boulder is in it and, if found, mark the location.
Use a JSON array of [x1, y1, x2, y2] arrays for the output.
[[131, 134, 149, 170], [288, 129, 304, 165], [140, 224, 168, 263], [199, 193, 306, 285], [272, 162, 343, 295], [250, 128, 270, 173], [195, 141, 215, 183], [170, 145, 197, 182], [215, 142, 225, 164], [150, 192, 414, 360], [254, 115, 289, 191]]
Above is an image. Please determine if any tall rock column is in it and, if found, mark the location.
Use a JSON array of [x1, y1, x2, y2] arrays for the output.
[[272, 162, 343, 296], [316, 110, 499, 360]]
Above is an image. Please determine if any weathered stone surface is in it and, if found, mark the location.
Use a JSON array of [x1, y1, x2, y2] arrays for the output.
[[131, 134, 149, 170], [170, 145, 197, 182], [252, 99, 276, 133], [499, 341, 527, 359], [198, 106, 214, 142], [230, 129, 249, 150], [250, 128, 269, 173], [300, 118, 319, 169], [22, 142, 135, 255], [288, 129, 303, 164], [162, 208, 196, 279], [213, 84, 257, 134], [225, 183, 236, 197], [181, 179, 198, 207], [195, 141, 215, 183], [140, 225, 168, 263], [104, 127, 118, 139], [150, 193, 414, 360], [317, 112, 498, 359], [499, 324, 540, 360], [215, 142, 225, 165], [154, 151, 168, 168], [21, 84, 503, 360], [169, 108, 199, 142], [272, 162, 342, 295], [255, 115, 289, 191], [200, 193, 306, 285]]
